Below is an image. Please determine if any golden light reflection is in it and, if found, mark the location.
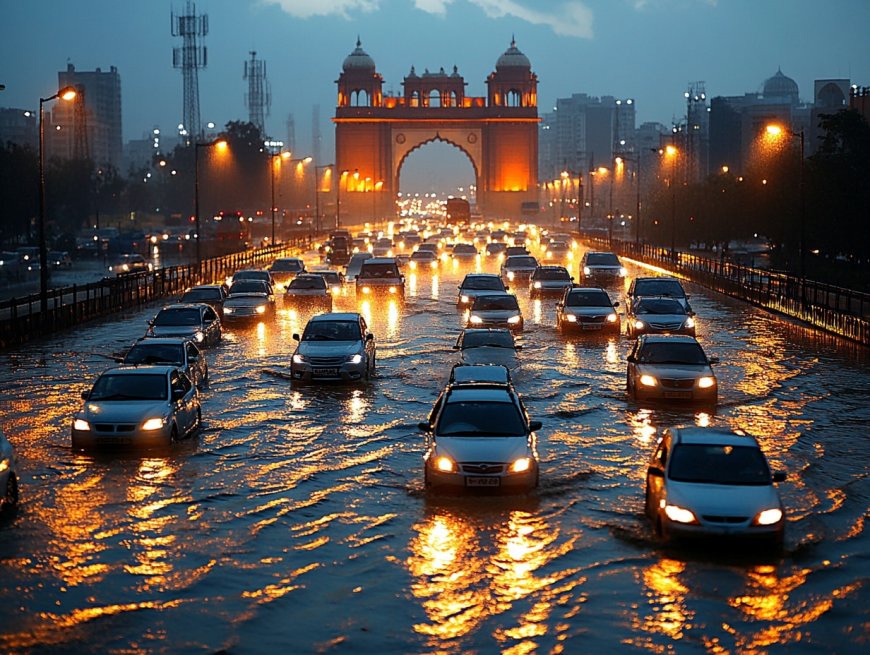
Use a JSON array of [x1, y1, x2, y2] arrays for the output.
[[604, 338, 619, 365], [695, 412, 712, 427], [359, 300, 373, 327], [628, 408, 656, 447], [408, 272, 418, 297], [344, 388, 369, 423], [531, 299, 542, 324], [637, 558, 691, 641], [431, 274, 440, 300]]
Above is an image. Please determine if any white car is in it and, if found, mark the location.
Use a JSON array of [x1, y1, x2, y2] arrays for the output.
[[121, 337, 208, 389], [284, 273, 332, 310], [72, 366, 201, 450], [290, 312, 376, 382], [0, 428, 19, 516], [645, 426, 787, 547], [457, 273, 509, 308], [468, 293, 523, 331], [626, 335, 718, 406], [556, 287, 620, 334]]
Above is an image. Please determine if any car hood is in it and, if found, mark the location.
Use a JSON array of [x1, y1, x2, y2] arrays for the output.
[[150, 325, 200, 338], [634, 312, 686, 323], [225, 294, 268, 307], [666, 480, 781, 515], [286, 289, 328, 296], [434, 436, 531, 463], [80, 399, 170, 423], [637, 363, 713, 378], [472, 309, 521, 320], [460, 347, 518, 366], [297, 341, 363, 357], [564, 305, 614, 317]]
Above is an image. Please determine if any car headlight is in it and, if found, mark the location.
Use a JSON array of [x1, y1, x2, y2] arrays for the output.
[[533, 281, 542, 289], [753, 508, 783, 526], [565, 314, 577, 322], [348, 354, 363, 364], [142, 417, 167, 431], [606, 313, 618, 323], [583, 266, 591, 275], [619, 267, 628, 277], [430, 260, 438, 269], [510, 457, 532, 473], [685, 317, 695, 329], [388, 286, 397, 294], [224, 307, 234, 314], [194, 330, 205, 342], [292, 354, 305, 364], [697, 376, 716, 389], [0, 458, 8, 473], [664, 504, 699, 524], [73, 418, 91, 431], [361, 286, 371, 294], [256, 305, 266, 314], [507, 271, 515, 280], [410, 261, 417, 269], [331, 285, 341, 294], [634, 320, 646, 330], [639, 374, 658, 387], [507, 315, 521, 324], [469, 315, 483, 324], [434, 456, 455, 473], [461, 295, 470, 303]]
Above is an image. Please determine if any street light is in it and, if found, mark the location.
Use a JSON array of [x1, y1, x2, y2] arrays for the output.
[[662, 145, 678, 258], [615, 154, 642, 245], [271, 153, 312, 245], [336, 170, 349, 229], [314, 163, 334, 235], [766, 123, 806, 279], [38, 85, 77, 316], [193, 137, 227, 265]]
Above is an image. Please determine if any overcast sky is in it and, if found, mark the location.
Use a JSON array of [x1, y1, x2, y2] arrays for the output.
[[2, 0, 867, 191]]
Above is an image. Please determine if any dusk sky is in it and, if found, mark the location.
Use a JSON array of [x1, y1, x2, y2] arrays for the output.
[[2, 0, 868, 191]]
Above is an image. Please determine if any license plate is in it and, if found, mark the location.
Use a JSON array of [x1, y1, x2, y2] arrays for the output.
[[581, 324, 603, 330], [466, 476, 501, 487], [664, 391, 692, 399], [313, 368, 339, 377]]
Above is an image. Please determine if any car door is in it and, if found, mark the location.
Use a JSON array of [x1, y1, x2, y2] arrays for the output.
[[186, 341, 205, 386], [202, 306, 220, 345], [359, 316, 375, 362], [646, 432, 671, 516], [174, 371, 197, 435]]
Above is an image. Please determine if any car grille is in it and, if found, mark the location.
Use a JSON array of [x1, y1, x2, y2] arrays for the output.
[[648, 320, 684, 331], [308, 356, 345, 366], [461, 462, 505, 474], [659, 378, 696, 389], [579, 315, 606, 323], [94, 423, 137, 432], [701, 515, 749, 524]]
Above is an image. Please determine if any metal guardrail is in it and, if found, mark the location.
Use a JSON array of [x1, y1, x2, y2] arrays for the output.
[[0, 234, 314, 350], [592, 237, 870, 346]]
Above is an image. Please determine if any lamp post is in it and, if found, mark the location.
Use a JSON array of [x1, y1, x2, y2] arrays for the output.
[[193, 137, 227, 266], [38, 85, 77, 316], [271, 154, 312, 245], [663, 145, 678, 258], [616, 155, 642, 246], [314, 163, 334, 235], [336, 170, 349, 229], [766, 124, 806, 279]]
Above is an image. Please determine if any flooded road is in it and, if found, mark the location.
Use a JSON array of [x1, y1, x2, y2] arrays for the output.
[[0, 244, 867, 654]]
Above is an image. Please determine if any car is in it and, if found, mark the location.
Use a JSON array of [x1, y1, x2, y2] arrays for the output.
[[542, 241, 571, 261], [48, 250, 73, 268], [504, 245, 530, 257], [485, 242, 507, 257], [121, 337, 208, 389], [627, 296, 696, 338], [419, 369, 541, 492], [309, 269, 345, 295], [580, 251, 627, 281], [448, 362, 512, 386], [415, 242, 441, 255], [0, 428, 19, 516], [555, 287, 620, 333], [290, 312, 376, 382], [409, 249, 439, 270], [146, 303, 222, 347], [626, 335, 719, 405], [71, 366, 201, 450], [223, 281, 276, 323], [645, 426, 786, 547], [451, 243, 479, 259], [109, 253, 152, 275], [180, 284, 229, 316], [326, 235, 351, 265], [529, 265, 574, 298], [344, 252, 374, 281], [230, 268, 273, 287], [628, 276, 692, 311], [500, 254, 538, 283], [453, 328, 522, 366], [269, 257, 306, 290], [0, 252, 24, 280], [356, 257, 405, 299], [468, 293, 524, 331], [457, 273, 509, 308], [284, 273, 332, 309], [372, 237, 393, 257]]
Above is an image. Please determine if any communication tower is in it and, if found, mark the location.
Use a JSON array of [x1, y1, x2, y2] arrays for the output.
[[311, 104, 322, 164], [172, 1, 208, 142], [244, 51, 271, 137], [286, 113, 296, 152], [685, 81, 709, 182]]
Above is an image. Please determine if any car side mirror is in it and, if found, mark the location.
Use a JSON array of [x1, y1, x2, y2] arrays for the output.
[[529, 420, 542, 431], [648, 465, 664, 477], [772, 471, 787, 483], [504, 285, 510, 291], [687, 310, 695, 317], [418, 422, 431, 432], [627, 354, 637, 363], [452, 345, 459, 350], [292, 333, 300, 341], [366, 333, 374, 341], [570, 277, 574, 281], [81, 390, 90, 400], [556, 302, 563, 309], [515, 344, 523, 350], [613, 301, 620, 308], [708, 356, 720, 364]]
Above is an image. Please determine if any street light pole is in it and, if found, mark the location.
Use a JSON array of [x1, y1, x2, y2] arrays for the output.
[[38, 85, 77, 317], [193, 137, 227, 266]]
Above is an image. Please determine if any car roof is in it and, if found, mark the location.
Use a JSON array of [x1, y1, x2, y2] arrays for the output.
[[586, 251, 618, 257], [569, 287, 608, 293], [274, 257, 302, 262], [159, 303, 206, 311], [670, 426, 760, 448], [463, 273, 500, 279], [634, 275, 681, 282], [449, 363, 511, 385], [188, 284, 224, 290], [535, 265, 569, 271], [133, 337, 191, 346], [445, 386, 515, 403], [102, 365, 175, 375], [362, 257, 399, 264], [309, 312, 360, 322], [638, 334, 700, 344]]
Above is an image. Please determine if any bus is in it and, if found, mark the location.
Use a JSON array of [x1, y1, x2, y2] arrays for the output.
[[445, 197, 471, 224]]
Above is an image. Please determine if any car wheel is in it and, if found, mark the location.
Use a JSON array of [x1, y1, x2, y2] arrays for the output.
[[654, 517, 668, 543], [644, 484, 654, 517], [627, 375, 637, 401], [195, 408, 202, 432], [2, 474, 19, 514], [169, 425, 179, 445]]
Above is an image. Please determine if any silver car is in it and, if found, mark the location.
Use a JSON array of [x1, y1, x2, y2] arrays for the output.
[[284, 273, 332, 310], [556, 287, 620, 334], [457, 273, 509, 308], [468, 293, 524, 331], [645, 426, 786, 548], [0, 428, 19, 516], [580, 251, 627, 281], [121, 337, 208, 389], [290, 312, 376, 382], [223, 280, 276, 323], [71, 366, 201, 449], [529, 265, 574, 298], [453, 328, 521, 368], [626, 335, 718, 406], [146, 303, 222, 347]]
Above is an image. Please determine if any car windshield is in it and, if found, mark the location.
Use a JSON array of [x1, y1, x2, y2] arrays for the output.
[[461, 331, 515, 349], [635, 279, 686, 298], [638, 342, 708, 365], [463, 277, 504, 291], [454, 244, 477, 254], [153, 308, 201, 326], [181, 289, 221, 303], [303, 321, 360, 341], [89, 373, 168, 401], [586, 253, 620, 266], [473, 295, 519, 311], [289, 277, 327, 290], [315, 272, 341, 284], [272, 260, 304, 272], [229, 281, 268, 295], [359, 263, 399, 278], [535, 268, 570, 280], [436, 401, 526, 436], [668, 444, 771, 485], [566, 291, 612, 307], [507, 256, 536, 268], [411, 251, 435, 260], [234, 271, 269, 281], [124, 344, 184, 366], [635, 298, 686, 315]]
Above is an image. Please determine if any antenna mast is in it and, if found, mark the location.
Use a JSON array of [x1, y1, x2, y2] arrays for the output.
[[244, 51, 271, 138], [172, 0, 208, 142]]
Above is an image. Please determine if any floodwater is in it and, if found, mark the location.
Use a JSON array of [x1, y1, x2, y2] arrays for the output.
[[0, 242, 867, 654]]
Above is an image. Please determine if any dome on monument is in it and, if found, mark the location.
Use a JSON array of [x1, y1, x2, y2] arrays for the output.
[[496, 37, 531, 71], [763, 68, 799, 101], [342, 38, 376, 72]]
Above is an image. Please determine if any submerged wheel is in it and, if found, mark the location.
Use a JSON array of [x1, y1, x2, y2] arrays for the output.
[[169, 425, 179, 445], [2, 474, 19, 514]]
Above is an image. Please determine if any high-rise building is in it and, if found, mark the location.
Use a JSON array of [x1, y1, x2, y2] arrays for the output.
[[0, 107, 38, 149], [46, 63, 122, 170]]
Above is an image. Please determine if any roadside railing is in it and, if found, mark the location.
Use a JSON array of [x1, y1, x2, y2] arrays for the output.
[[590, 237, 870, 346]]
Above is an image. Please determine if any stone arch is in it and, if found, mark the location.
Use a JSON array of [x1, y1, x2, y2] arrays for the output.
[[351, 89, 370, 107], [393, 130, 481, 192]]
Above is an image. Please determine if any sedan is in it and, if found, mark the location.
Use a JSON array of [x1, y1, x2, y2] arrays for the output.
[[453, 328, 522, 367], [284, 273, 332, 310], [71, 366, 201, 449], [457, 273, 509, 308], [146, 303, 221, 347], [451, 243, 479, 260], [556, 287, 620, 334], [580, 251, 627, 281], [529, 265, 574, 298], [409, 249, 439, 271], [290, 312, 376, 382], [0, 428, 19, 516], [626, 335, 718, 406], [468, 293, 524, 331], [645, 426, 786, 547], [627, 297, 696, 338], [269, 257, 306, 291], [180, 284, 228, 316], [121, 337, 208, 389], [109, 253, 152, 275], [500, 254, 538, 283]]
